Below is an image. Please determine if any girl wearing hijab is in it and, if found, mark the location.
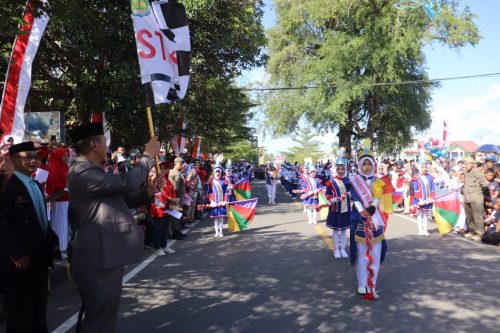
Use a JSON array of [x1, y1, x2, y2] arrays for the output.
[[46, 147, 70, 257]]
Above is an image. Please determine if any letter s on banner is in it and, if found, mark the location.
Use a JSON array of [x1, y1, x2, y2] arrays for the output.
[[137, 29, 156, 59]]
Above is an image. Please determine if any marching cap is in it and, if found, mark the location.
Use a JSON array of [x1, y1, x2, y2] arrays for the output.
[[9, 141, 35, 156], [68, 123, 104, 144]]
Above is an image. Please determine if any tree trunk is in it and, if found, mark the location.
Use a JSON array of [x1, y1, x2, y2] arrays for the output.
[[338, 125, 352, 158]]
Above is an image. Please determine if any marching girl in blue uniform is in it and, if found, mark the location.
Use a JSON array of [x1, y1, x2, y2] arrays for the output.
[[207, 157, 229, 237], [225, 160, 237, 203], [411, 162, 435, 236], [301, 164, 322, 225], [325, 153, 351, 258]]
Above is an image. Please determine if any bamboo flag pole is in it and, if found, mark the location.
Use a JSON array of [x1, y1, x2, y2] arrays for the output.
[[145, 85, 160, 173]]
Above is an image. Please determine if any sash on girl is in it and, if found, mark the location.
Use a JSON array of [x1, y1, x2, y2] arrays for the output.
[[329, 178, 349, 213], [349, 174, 385, 229]]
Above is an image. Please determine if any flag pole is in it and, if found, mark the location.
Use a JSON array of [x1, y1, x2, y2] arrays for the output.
[[144, 84, 160, 173]]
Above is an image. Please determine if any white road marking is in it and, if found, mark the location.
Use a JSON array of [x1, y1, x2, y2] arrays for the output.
[[52, 221, 200, 333]]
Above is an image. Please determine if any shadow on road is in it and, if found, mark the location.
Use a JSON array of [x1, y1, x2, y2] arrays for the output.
[[115, 215, 499, 333]]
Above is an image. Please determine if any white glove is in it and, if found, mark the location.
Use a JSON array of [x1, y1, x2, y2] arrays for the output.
[[307, 191, 314, 196], [210, 201, 216, 208], [330, 197, 339, 203]]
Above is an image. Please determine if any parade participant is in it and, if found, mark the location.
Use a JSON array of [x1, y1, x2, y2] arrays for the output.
[[67, 123, 160, 332], [266, 162, 278, 205], [325, 152, 351, 259], [301, 163, 322, 225], [46, 147, 70, 258], [410, 162, 435, 236], [225, 160, 237, 203], [207, 157, 229, 237], [349, 147, 390, 300], [0, 142, 60, 332]]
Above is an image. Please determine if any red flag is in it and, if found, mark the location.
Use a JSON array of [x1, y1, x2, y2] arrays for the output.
[[170, 116, 186, 156], [443, 120, 449, 147]]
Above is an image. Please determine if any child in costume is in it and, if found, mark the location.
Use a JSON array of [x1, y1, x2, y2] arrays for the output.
[[325, 149, 351, 258], [225, 160, 237, 203], [411, 162, 435, 236], [207, 156, 229, 237], [301, 163, 322, 225], [266, 162, 278, 205], [349, 148, 391, 300]]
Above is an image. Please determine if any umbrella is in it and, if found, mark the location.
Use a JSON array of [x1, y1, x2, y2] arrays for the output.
[[476, 144, 500, 154]]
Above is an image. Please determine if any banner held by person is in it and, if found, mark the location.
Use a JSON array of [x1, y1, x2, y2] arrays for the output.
[[233, 177, 252, 201], [433, 190, 461, 235], [228, 198, 258, 232]]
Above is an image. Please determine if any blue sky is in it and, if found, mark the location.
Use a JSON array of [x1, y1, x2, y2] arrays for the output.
[[240, 0, 500, 155]]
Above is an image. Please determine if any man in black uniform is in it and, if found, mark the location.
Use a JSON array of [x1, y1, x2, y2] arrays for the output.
[[0, 142, 59, 332]]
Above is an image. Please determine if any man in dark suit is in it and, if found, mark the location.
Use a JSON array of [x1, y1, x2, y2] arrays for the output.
[[0, 141, 59, 333], [67, 123, 160, 332]]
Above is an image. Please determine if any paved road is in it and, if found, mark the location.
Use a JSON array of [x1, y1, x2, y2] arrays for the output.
[[11, 179, 500, 332]]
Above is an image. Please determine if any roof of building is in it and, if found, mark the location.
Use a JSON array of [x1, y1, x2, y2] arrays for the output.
[[402, 140, 478, 154]]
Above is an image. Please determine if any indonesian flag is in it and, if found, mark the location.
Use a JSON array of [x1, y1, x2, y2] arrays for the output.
[[91, 112, 111, 147], [191, 135, 201, 159], [130, 0, 190, 105], [443, 120, 450, 147], [0, 0, 49, 143], [170, 117, 186, 156]]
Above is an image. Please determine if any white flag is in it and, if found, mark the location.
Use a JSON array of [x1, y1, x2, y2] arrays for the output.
[[131, 0, 190, 105]]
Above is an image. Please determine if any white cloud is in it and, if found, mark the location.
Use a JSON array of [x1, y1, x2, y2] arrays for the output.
[[425, 83, 500, 145]]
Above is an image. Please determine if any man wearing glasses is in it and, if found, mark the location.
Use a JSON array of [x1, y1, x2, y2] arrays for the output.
[[0, 141, 59, 333]]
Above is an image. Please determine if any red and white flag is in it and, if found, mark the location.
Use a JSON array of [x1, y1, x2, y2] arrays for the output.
[[91, 111, 111, 147], [170, 117, 186, 156], [0, 0, 49, 143], [443, 120, 450, 147], [191, 135, 201, 159]]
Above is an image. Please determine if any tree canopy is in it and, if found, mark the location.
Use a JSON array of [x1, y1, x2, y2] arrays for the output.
[[0, 0, 266, 150], [265, 0, 480, 156], [280, 127, 325, 164], [224, 139, 259, 164]]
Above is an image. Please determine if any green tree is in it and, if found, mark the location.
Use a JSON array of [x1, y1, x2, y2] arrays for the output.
[[281, 127, 324, 163], [224, 139, 258, 164], [265, 0, 479, 156], [0, 0, 266, 149]]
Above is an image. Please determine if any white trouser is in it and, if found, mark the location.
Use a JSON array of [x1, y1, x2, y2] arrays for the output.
[[213, 217, 224, 235], [305, 206, 317, 224], [417, 211, 428, 234], [356, 241, 382, 290], [331, 229, 347, 250], [266, 183, 276, 202], [456, 202, 467, 230]]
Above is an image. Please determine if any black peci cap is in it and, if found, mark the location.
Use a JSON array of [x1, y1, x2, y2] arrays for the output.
[[68, 123, 104, 144], [9, 141, 36, 156]]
